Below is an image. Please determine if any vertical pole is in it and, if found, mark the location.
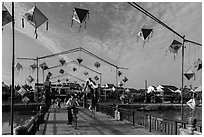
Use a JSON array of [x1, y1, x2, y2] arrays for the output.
[[43, 70, 44, 82], [115, 67, 118, 101], [181, 35, 185, 121], [10, 2, 15, 135], [144, 80, 147, 103], [36, 57, 39, 130], [99, 74, 102, 102]]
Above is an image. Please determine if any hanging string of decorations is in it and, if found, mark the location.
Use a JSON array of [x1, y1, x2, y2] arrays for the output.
[[22, 4, 48, 39]]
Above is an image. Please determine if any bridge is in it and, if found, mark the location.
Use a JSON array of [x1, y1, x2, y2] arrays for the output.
[[36, 105, 154, 135]]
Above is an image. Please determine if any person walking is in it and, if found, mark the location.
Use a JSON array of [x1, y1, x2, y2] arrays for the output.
[[66, 94, 79, 125]]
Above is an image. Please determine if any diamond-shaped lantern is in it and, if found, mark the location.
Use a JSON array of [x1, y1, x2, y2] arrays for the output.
[[15, 63, 23, 71], [77, 57, 83, 64], [94, 76, 99, 81], [57, 79, 60, 83], [26, 75, 34, 83], [2, 4, 12, 26], [168, 40, 182, 54], [137, 27, 153, 47], [184, 68, 195, 80], [29, 63, 37, 71], [123, 76, 128, 83], [118, 70, 122, 76], [84, 71, 88, 76], [39, 62, 48, 70], [167, 40, 182, 60], [118, 81, 123, 87], [194, 58, 202, 71], [73, 67, 77, 72], [59, 58, 66, 65], [71, 7, 89, 31], [59, 69, 64, 74], [48, 72, 52, 77], [66, 78, 69, 82], [22, 6, 48, 39], [94, 62, 100, 68]]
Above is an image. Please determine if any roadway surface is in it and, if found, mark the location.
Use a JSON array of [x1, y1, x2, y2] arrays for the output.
[[42, 105, 155, 135]]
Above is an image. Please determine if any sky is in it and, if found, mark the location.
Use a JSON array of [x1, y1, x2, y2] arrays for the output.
[[1, 1, 202, 89]]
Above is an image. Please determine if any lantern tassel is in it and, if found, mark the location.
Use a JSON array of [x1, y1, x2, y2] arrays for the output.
[[79, 25, 81, 32], [151, 30, 153, 38], [137, 36, 138, 42], [22, 18, 24, 28], [85, 21, 87, 29], [71, 19, 73, 27], [35, 29, 38, 39], [46, 21, 48, 30]]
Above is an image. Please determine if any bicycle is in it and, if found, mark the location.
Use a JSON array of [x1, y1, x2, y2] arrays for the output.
[[71, 107, 79, 129]]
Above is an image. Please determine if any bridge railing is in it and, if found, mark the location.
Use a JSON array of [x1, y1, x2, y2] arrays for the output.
[[97, 104, 202, 135], [13, 106, 46, 135]]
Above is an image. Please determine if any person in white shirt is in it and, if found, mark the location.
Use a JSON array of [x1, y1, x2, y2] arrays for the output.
[[66, 94, 79, 125]]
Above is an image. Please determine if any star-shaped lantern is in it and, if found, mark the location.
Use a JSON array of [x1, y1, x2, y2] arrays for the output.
[[22, 6, 48, 39]]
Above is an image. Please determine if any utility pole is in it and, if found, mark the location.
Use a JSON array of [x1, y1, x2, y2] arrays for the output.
[[10, 2, 15, 135]]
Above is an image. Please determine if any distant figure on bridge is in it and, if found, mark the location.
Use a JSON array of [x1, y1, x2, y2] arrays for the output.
[[83, 78, 98, 114], [55, 98, 61, 109]]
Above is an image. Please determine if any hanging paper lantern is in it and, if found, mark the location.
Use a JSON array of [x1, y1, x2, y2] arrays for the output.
[[39, 62, 48, 70], [2, 4, 12, 26], [48, 72, 52, 77], [15, 63, 23, 71], [94, 62, 100, 68], [77, 57, 83, 64], [73, 67, 77, 72], [18, 87, 27, 96], [84, 71, 88, 76], [26, 75, 34, 83], [118, 70, 122, 76], [123, 77, 128, 83], [137, 27, 153, 47], [57, 79, 60, 83], [59, 69, 64, 74], [29, 63, 37, 71], [59, 58, 66, 65], [118, 81, 123, 87], [184, 68, 195, 80], [168, 40, 182, 55], [22, 6, 48, 39], [66, 78, 69, 82], [71, 7, 89, 31], [94, 76, 99, 81], [194, 58, 202, 71], [22, 96, 30, 104]]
